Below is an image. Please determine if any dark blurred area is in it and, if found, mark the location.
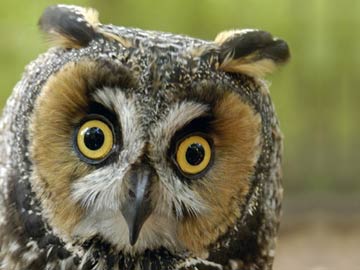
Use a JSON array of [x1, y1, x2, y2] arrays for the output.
[[1, 1, 359, 269]]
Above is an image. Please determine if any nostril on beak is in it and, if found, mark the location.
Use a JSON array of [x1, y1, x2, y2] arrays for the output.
[[128, 189, 136, 199], [144, 188, 151, 200]]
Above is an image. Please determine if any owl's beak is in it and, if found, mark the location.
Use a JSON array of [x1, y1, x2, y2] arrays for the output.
[[121, 164, 155, 246]]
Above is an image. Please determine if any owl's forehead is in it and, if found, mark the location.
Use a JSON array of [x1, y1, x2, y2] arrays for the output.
[[98, 24, 219, 88]]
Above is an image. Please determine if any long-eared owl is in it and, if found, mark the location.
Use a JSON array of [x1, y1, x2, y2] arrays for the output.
[[0, 4, 289, 270]]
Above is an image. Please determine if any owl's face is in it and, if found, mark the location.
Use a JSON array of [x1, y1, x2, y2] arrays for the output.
[[30, 59, 261, 255], [26, 4, 288, 261]]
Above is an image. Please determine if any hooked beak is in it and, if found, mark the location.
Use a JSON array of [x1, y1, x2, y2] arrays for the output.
[[121, 164, 155, 246]]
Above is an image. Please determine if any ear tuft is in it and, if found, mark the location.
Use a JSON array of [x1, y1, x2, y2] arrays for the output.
[[38, 5, 100, 48], [215, 29, 290, 77]]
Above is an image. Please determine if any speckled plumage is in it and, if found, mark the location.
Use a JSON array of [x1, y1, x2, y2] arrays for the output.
[[0, 5, 288, 270]]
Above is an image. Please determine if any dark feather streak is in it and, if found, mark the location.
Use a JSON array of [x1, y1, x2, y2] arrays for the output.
[[38, 5, 98, 47], [219, 30, 290, 64]]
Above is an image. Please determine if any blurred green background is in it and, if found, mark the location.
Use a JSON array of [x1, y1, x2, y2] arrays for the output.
[[1, 1, 359, 196]]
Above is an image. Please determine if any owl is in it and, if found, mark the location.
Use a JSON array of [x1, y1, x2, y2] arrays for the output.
[[0, 4, 289, 270]]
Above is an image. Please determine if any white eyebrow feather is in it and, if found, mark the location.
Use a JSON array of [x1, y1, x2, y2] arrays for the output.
[[150, 101, 209, 147]]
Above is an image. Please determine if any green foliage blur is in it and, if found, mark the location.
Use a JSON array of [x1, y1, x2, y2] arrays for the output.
[[0, 0, 359, 195]]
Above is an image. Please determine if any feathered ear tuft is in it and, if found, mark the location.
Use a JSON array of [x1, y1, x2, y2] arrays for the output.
[[38, 5, 100, 48], [215, 29, 290, 77]]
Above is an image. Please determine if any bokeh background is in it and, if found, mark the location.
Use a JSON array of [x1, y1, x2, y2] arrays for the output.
[[1, 0, 359, 269]]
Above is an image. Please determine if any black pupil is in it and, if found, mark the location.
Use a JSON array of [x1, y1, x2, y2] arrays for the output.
[[186, 143, 205, 166], [84, 127, 105, 150]]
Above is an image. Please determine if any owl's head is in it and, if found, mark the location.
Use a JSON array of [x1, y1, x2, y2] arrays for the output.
[[26, 4, 288, 262]]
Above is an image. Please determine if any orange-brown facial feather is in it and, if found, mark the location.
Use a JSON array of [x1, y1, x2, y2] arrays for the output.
[[29, 60, 135, 236], [178, 92, 262, 254], [30, 62, 93, 235]]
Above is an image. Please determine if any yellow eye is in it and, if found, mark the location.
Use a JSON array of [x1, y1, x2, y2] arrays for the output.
[[176, 135, 212, 175], [76, 119, 114, 161]]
